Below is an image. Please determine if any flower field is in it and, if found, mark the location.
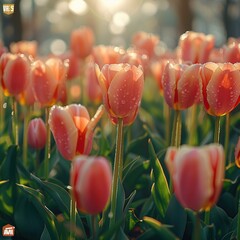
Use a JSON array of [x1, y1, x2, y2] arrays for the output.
[[0, 29, 239, 240]]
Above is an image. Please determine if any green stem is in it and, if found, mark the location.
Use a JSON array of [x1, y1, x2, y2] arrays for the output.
[[163, 101, 170, 146], [23, 106, 30, 167], [204, 209, 210, 226], [171, 110, 182, 147], [188, 105, 197, 145], [12, 97, 18, 145], [193, 212, 201, 240], [224, 114, 230, 160], [44, 107, 51, 178], [91, 215, 97, 240], [110, 118, 124, 228], [70, 189, 76, 240], [214, 116, 221, 143]]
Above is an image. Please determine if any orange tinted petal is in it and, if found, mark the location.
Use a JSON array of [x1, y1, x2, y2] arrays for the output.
[[49, 105, 78, 160]]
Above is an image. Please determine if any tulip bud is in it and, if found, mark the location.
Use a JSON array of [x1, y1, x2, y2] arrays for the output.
[[27, 118, 47, 149], [199, 62, 240, 116], [49, 104, 104, 160], [178, 31, 215, 63], [70, 156, 112, 214], [96, 63, 144, 125], [162, 62, 200, 110], [165, 144, 225, 211]]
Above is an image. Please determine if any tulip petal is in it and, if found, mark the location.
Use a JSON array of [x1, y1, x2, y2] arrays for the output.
[[235, 138, 240, 168], [49, 105, 78, 160], [206, 64, 240, 115], [108, 64, 144, 117]]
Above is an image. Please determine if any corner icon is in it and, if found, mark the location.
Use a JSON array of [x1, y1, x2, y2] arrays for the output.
[[2, 224, 15, 237]]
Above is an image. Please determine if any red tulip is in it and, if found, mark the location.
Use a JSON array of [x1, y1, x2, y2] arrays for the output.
[[235, 137, 240, 168], [27, 118, 47, 149], [96, 63, 144, 125], [178, 31, 215, 63], [70, 26, 94, 59], [165, 144, 225, 211], [199, 62, 240, 116], [0, 53, 30, 96], [162, 62, 201, 110], [70, 156, 112, 214], [49, 104, 104, 160]]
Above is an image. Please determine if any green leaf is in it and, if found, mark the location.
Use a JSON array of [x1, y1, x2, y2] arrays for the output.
[[143, 216, 178, 239], [148, 139, 170, 219], [40, 226, 51, 240], [164, 195, 187, 239]]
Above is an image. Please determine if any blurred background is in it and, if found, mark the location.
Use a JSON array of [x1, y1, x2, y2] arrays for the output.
[[1, 0, 240, 55]]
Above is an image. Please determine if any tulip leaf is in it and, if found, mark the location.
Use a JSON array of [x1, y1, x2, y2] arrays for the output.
[[143, 216, 178, 239], [148, 139, 170, 219]]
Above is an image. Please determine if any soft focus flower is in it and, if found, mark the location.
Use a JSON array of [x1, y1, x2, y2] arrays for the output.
[[235, 137, 240, 168], [0, 40, 7, 57], [91, 45, 124, 68], [199, 62, 240, 116], [85, 61, 102, 103], [178, 31, 215, 63], [70, 26, 94, 59], [223, 41, 240, 63], [96, 63, 144, 125], [0, 53, 30, 96], [165, 144, 225, 211], [31, 57, 68, 106], [70, 155, 112, 214], [10, 41, 38, 58], [132, 31, 159, 60], [49, 104, 104, 160], [27, 118, 47, 149], [162, 62, 200, 110]]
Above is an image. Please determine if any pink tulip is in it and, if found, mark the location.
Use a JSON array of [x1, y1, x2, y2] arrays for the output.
[[132, 31, 159, 60], [96, 63, 144, 125], [49, 104, 104, 160], [70, 156, 112, 214], [31, 57, 68, 106], [223, 41, 240, 63], [162, 62, 201, 110], [199, 62, 240, 116], [165, 144, 225, 211], [27, 118, 47, 149], [235, 137, 240, 168], [70, 26, 94, 59], [0, 53, 30, 96], [178, 31, 215, 63]]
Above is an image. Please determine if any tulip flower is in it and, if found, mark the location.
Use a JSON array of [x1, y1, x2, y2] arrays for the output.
[[162, 62, 201, 110], [27, 118, 47, 149], [70, 26, 94, 59], [70, 155, 112, 214], [223, 40, 240, 63], [10, 40, 38, 58], [178, 31, 215, 63], [31, 57, 68, 107], [165, 144, 225, 211], [132, 31, 159, 60], [199, 62, 240, 116], [95, 63, 144, 126], [235, 137, 240, 168], [0, 53, 30, 96], [49, 104, 104, 160]]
